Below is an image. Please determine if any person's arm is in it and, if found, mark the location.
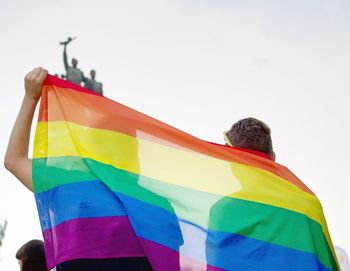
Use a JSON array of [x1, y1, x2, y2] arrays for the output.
[[63, 45, 69, 71], [4, 67, 48, 192]]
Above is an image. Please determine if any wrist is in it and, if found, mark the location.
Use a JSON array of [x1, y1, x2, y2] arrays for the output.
[[23, 93, 40, 104]]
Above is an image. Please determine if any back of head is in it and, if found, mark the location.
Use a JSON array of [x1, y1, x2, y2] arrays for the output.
[[16, 240, 47, 271], [226, 117, 274, 159]]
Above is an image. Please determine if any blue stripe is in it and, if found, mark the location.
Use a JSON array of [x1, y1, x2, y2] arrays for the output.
[[206, 230, 331, 271], [35, 181, 332, 270], [35, 180, 127, 230], [118, 193, 332, 271]]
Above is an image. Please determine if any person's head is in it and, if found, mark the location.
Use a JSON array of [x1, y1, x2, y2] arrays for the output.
[[90, 69, 96, 79], [71, 58, 78, 68], [16, 240, 47, 271], [225, 117, 275, 160]]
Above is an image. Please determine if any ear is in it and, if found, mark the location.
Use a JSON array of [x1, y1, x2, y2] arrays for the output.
[[271, 151, 276, 161]]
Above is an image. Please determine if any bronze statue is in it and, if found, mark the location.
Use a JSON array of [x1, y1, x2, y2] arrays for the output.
[[84, 69, 103, 95], [60, 37, 85, 86]]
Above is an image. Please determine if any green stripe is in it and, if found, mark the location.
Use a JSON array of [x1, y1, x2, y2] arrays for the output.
[[33, 157, 337, 269]]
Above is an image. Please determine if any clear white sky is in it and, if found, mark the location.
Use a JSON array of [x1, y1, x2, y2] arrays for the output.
[[0, 0, 349, 269]]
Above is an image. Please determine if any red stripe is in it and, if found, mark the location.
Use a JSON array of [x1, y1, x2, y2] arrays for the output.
[[38, 75, 314, 195], [43, 74, 101, 96], [209, 142, 273, 160]]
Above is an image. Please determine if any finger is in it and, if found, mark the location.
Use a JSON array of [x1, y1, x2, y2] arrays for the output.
[[27, 67, 41, 80], [25, 67, 38, 79], [31, 67, 44, 82], [37, 68, 48, 82], [33, 67, 41, 74], [34, 67, 43, 77]]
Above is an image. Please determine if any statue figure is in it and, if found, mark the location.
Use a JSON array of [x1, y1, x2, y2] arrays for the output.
[[60, 37, 85, 86], [84, 69, 103, 95], [0, 220, 7, 247]]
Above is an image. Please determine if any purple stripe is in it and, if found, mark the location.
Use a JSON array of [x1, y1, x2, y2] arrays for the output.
[[43, 216, 145, 269], [139, 237, 225, 271], [43, 215, 223, 270]]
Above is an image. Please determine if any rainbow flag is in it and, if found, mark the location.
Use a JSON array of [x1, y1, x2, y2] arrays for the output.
[[33, 75, 339, 270]]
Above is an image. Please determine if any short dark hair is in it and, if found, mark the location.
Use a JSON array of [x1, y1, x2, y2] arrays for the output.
[[16, 240, 47, 271], [226, 117, 273, 157]]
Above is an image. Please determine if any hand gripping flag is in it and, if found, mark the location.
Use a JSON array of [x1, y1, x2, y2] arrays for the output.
[[33, 75, 339, 270]]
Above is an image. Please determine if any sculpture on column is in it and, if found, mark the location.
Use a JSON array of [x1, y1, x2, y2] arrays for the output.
[[84, 69, 103, 95], [59, 37, 104, 95], [60, 37, 85, 86]]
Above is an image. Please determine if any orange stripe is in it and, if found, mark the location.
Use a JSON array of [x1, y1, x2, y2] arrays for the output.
[[38, 78, 314, 195]]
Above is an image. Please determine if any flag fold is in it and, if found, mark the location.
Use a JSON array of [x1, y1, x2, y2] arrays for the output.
[[33, 75, 339, 270]]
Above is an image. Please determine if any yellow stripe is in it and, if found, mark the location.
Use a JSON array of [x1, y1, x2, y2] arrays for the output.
[[223, 131, 233, 146], [34, 121, 326, 229]]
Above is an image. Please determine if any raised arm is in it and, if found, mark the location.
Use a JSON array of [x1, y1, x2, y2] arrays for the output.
[[4, 67, 48, 192], [63, 44, 69, 71]]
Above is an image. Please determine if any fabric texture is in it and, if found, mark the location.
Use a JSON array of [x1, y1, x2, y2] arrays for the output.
[[33, 75, 339, 270]]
